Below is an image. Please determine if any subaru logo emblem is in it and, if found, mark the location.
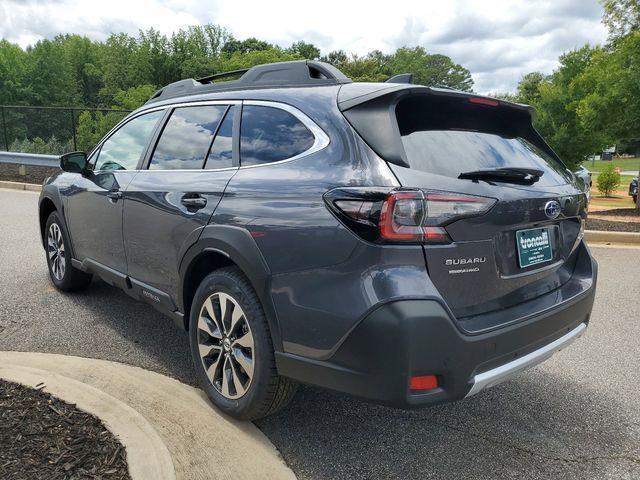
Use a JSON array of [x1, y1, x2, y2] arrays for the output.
[[544, 200, 561, 219]]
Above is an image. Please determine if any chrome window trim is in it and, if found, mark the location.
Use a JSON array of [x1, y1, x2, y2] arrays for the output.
[[89, 99, 330, 173], [87, 100, 240, 161]]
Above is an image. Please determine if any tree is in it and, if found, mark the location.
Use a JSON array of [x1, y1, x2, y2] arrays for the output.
[[516, 72, 545, 105], [336, 52, 391, 82], [287, 41, 320, 60], [111, 84, 157, 110], [0, 40, 31, 105], [26, 39, 79, 106], [387, 47, 474, 91], [221, 37, 273, 56], [489, 92, 520, 102], [99, 33, 147, 104], [219, 48, 302, 72], [601, 0, 640, 42], [320, 50, 348, 67], [575, 32, 640, 147], [531, 46, 611, 169], [55, 35, 104, 107], [75, 110, 126, 152], [597, 163, 621, 197]]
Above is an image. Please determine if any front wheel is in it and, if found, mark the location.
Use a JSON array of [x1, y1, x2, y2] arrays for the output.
[[45, 212, 92, 291], [633, 195, 637, 204], [189, 267, 297, 420]]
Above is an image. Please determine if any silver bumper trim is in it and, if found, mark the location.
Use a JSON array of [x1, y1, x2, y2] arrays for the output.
[[466, 322, 587, 397]]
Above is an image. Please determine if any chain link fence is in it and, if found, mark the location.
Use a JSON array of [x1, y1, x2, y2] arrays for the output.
[[0, 105, 132, 155]]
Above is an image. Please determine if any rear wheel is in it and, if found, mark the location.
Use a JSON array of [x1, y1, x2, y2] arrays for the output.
[[45, 212, 92, 291], [189, 267, 297, 420]]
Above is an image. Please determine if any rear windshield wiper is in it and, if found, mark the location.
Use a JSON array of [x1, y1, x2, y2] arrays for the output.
[[458, 167, 544, 184]]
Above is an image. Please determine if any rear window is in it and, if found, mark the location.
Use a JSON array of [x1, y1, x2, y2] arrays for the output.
[[396, 96, 572, 186]]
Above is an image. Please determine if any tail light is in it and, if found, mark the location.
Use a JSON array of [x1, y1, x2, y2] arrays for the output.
[[327, 188, 496, 244]]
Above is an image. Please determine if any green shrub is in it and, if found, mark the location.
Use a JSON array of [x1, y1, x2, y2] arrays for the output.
[[596, 163, 621, 197], [9, 135, 73, 155]]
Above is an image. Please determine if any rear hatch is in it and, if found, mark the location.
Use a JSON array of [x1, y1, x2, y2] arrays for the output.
[[339, 85, 588, 330]]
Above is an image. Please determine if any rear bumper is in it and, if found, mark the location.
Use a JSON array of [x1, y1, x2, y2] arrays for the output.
[[465, 322, 586, 397], [276, 248, 597, 408]]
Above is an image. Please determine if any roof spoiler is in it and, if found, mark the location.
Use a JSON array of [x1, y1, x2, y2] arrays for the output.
[[338, 85, 539, 168]]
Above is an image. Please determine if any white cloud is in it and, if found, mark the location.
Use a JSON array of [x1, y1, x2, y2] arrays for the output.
[[0, 0, 608, 93]]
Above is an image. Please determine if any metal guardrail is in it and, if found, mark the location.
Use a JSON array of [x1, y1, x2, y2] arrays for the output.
[[0, 151, 59, 168]]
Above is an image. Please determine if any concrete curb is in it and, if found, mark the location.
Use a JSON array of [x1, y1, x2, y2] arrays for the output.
[[0, 364, 176, 480], [585, 230, 640, 245], [0, 352, 297, 480], [0, 180, 42, 191]]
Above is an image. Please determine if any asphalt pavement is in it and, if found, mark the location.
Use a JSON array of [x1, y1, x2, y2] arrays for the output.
[[1, 187, 639, 480]]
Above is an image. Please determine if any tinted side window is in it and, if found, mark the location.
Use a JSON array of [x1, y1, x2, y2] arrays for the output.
[[205, 105, 234, 169], [95, 110, 163, 171], [150, 105, 227, 170], [240, 105, 314, 166]]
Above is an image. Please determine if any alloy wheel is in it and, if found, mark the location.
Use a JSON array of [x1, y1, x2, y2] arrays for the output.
[[197, 292, 255, 399], [47, 223, 66, 281]]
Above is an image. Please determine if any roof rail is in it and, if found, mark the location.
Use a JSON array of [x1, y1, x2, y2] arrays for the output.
[[196, 68, 250, 84], [146, 60, 352, 104], [385, 73, 413, 84]]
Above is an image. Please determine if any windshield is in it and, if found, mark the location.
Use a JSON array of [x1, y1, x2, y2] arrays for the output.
[[396, 95, 573, 187]]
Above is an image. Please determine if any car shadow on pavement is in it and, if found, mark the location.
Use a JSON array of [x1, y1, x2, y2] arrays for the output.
[[257, 371, 639, 479]]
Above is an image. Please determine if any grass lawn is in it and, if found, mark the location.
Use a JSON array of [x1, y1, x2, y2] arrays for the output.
[[581, 157, 640, 174], [589, 179, 636, 210], [589, 194, 636, 210]]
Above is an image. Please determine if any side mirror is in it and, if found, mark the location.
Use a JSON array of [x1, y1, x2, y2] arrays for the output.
[[60, 151, 88, 173]]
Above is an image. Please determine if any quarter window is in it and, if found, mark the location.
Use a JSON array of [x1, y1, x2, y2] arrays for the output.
[[94, 110, 164, 171], [240, 105, 315, 166], [150, 105, 227, 170]]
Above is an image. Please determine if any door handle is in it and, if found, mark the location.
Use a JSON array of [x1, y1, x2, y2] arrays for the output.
[[181, 194, 207, 210], [107, 190, 123, 201]]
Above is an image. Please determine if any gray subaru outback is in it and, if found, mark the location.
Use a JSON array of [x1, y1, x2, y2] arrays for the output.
[[39, 60, 597, 420]]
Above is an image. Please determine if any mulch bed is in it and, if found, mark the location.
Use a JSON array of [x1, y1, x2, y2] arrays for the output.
[[0, 380, 131, 480], [588, 208, 640, 232], [589, 208, 640, 218], [586, 218, 640, 232], [0, 164, 59, 185]]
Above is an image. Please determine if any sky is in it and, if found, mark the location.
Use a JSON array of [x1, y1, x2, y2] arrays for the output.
[[0, 0, 608, 93]]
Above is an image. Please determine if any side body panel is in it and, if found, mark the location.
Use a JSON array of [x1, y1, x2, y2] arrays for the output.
[[123, 170, 237, 298], [64, 170, 138, 272]]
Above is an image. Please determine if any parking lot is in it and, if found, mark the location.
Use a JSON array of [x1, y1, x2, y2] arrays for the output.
[[1, 187, 639, 480]]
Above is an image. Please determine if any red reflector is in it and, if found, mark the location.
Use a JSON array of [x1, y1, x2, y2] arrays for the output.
[[410, 375, 439, 391], [469, 96, 499, 107]]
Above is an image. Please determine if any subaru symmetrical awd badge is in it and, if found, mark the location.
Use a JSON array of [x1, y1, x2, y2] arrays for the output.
[[544, 200, 561, 219]]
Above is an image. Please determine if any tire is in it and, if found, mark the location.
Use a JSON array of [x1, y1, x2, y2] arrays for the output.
[[45, 212, 93, 291], [633, 195, 637, 204], [189, 267, 297, 420]]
